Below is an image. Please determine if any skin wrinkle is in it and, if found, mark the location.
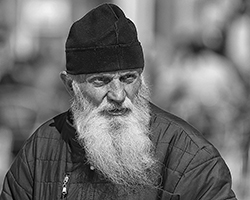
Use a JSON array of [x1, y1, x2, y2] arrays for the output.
[[74, 69, 142, 107]]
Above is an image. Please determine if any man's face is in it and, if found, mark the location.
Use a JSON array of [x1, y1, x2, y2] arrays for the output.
[[69, 69, 158, 188], [77, 69, 142, 110]]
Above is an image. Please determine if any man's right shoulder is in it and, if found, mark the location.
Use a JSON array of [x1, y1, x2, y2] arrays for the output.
[[20, 111, 69, 156], [13, 111, 71, 165], [32, 111, 68, 140]]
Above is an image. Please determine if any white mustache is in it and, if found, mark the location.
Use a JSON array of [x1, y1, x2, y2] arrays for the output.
[[96, 98, 133, 115]]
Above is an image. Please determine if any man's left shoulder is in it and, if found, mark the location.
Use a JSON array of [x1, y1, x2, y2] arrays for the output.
[[149, 103, 230, 188], [149, 103, 221, 164]]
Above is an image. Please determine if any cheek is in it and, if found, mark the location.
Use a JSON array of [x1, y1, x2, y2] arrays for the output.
[[82, 87, 107, 106], [125, 80, 141, 101]]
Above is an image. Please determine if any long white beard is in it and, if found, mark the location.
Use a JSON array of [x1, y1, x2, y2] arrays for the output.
[[71, 80, 158, 187]]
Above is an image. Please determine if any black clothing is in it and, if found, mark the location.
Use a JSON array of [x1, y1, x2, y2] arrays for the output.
[[0, 103, 237, 199]]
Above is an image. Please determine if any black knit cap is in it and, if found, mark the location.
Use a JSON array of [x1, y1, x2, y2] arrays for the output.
[[65, 3, 144, 75]]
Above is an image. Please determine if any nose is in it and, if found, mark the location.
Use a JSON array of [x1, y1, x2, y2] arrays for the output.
[[107, 79, 126, 104]]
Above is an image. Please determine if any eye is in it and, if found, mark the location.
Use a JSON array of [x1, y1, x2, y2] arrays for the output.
[[88, 76, 112, 87], [120, 73, 138, 84]]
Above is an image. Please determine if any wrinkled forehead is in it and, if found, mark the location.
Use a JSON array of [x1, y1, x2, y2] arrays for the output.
[[68, 69, 143, 83], [86, 68, 143, 79]]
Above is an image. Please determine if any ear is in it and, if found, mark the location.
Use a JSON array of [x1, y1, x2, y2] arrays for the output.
[[60, 71, 74, 97]]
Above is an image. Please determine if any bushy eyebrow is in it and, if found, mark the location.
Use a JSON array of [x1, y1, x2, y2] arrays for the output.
[[86, 74, 113, 82]]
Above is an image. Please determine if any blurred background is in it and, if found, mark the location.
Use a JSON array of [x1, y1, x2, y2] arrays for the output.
[[0, 0, 249, 199]]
